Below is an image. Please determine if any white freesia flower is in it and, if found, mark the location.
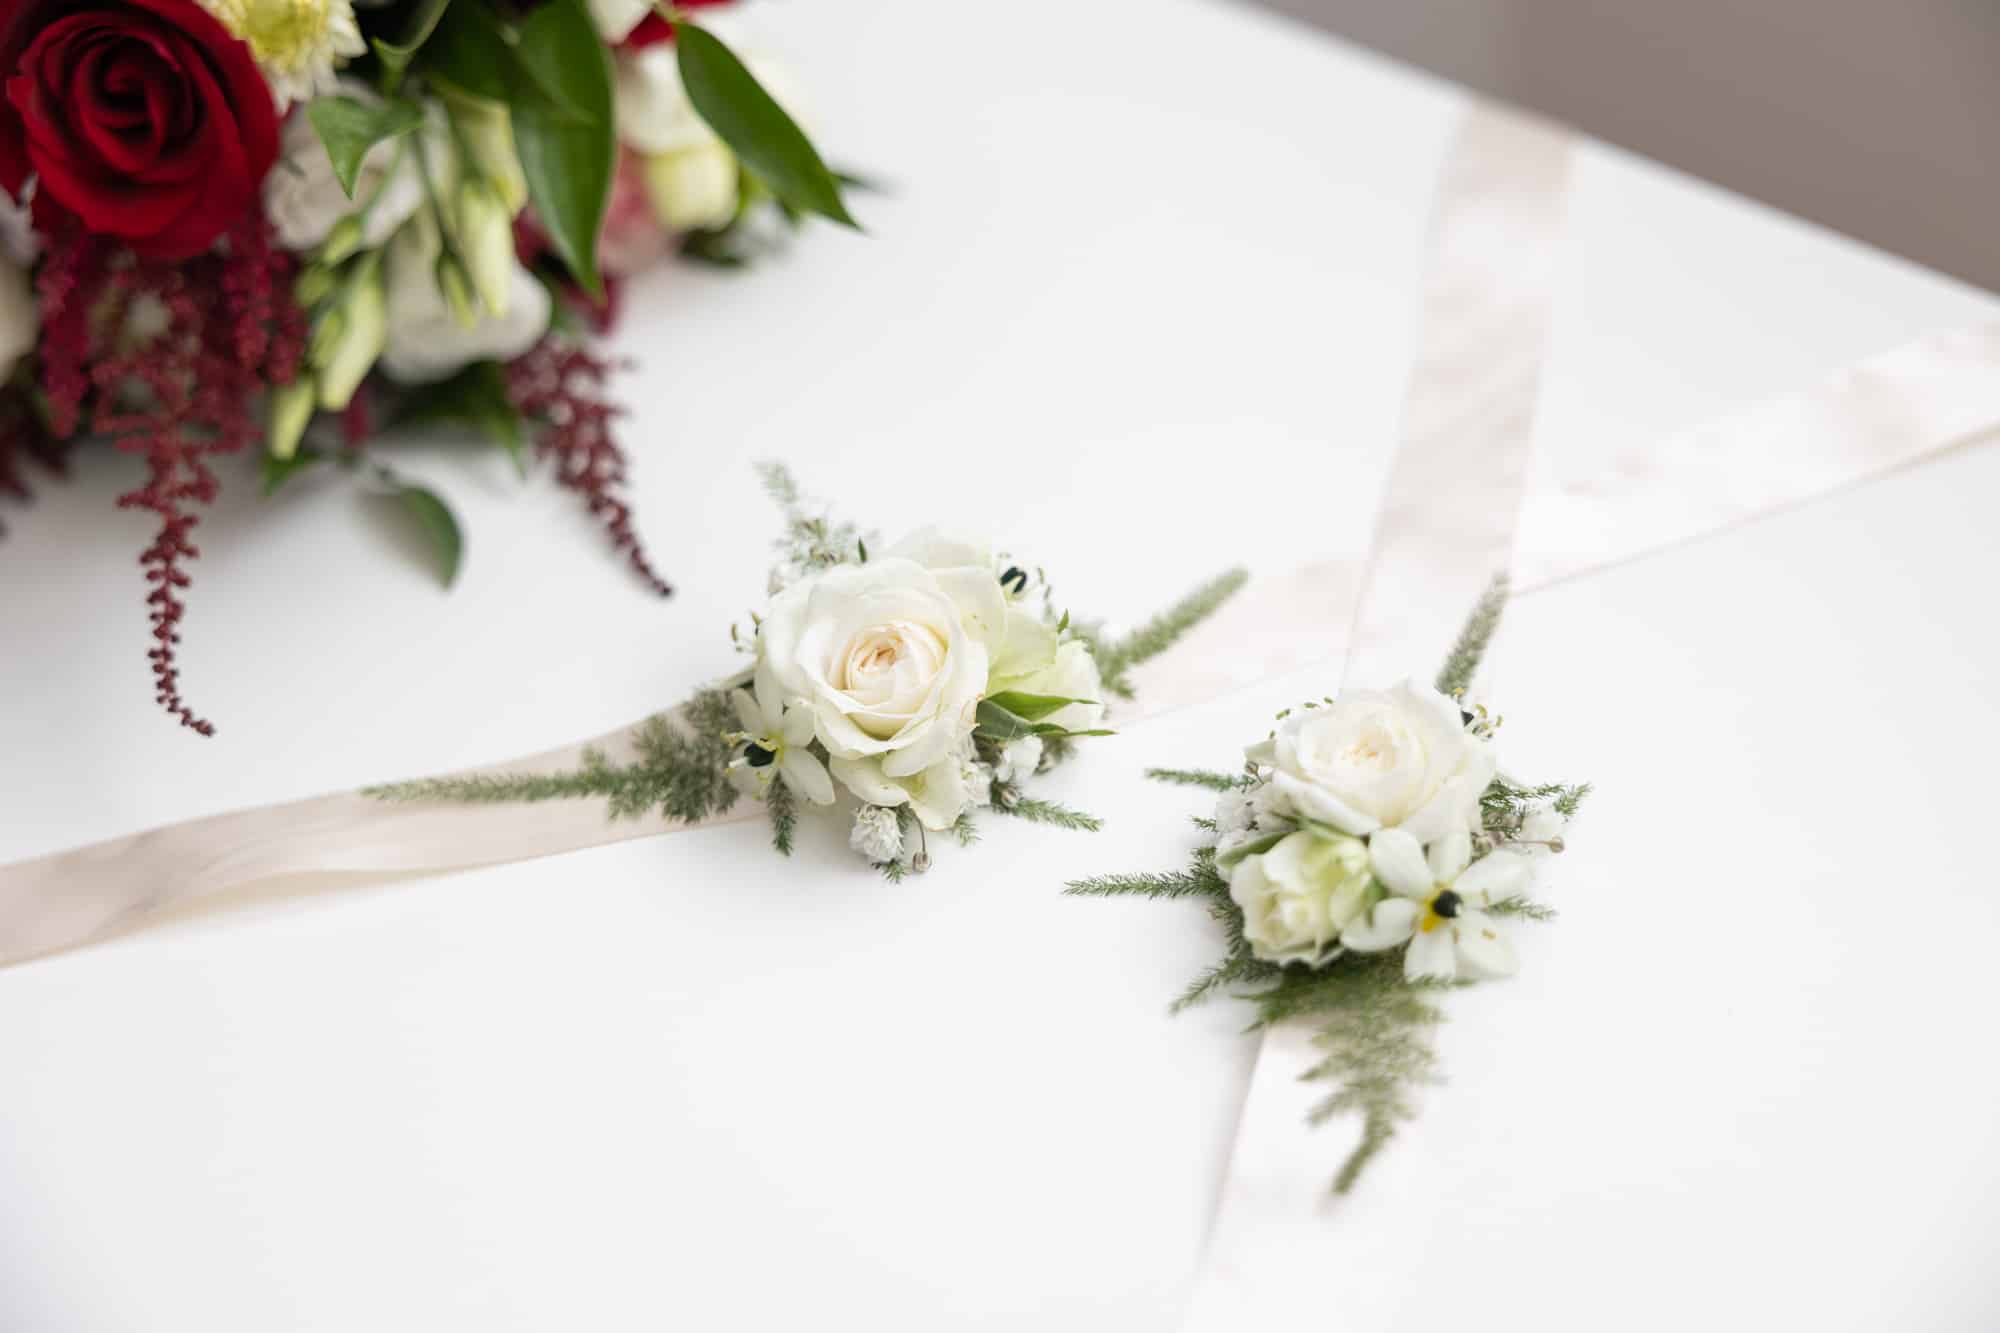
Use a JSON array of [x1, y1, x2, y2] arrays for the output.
[[0, 253, 37, 385], [201, 0, 364, 108], [1250, 681, 1495, 844], [378, 212, 551, 384], [1229, 829, 1373, 965], [759, 540, 999, 830], [994, 736, 1043, 786], [849, 806, 903, 863], [264, 81, 425, 252], [1341, 828, 1528, 981], [725, 668, 835, 806]]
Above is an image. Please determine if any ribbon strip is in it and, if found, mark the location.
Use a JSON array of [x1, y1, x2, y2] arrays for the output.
[[3, 113, 1999, 979]]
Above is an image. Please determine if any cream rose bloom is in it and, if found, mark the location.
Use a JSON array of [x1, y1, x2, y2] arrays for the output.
[[1249, 680, 1494, 844], [759, 536, 1002, 830], [1229, 829, 1373, 965]]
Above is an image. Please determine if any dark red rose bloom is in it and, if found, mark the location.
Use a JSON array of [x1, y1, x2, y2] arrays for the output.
[[0, 0, 279, 259]]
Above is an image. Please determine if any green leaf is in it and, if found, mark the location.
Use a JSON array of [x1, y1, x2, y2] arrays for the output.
[[974, 699, 1114, 743], [507, 0, 614, 296], [391, 362, 527, 477], [511, 0, 612, 124], [306, 96, 423, 198], [388, 482, 465, 588], [675, 22, 857, 229], [423, 0, 514, 100], [372, 0, 454, 91], [261, 446, 326, 496], [984, 690, 1098, 722]]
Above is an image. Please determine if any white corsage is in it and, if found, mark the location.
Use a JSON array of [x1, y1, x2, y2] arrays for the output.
[[372, 464, 1247, 879], [1071, 578, 1586, 1192]]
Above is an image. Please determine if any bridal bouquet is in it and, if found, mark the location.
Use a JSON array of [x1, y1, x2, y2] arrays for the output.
[[372, 464, 1248, 878], [0, 0, 854, 733], [1074, 581, 1588, 1190]]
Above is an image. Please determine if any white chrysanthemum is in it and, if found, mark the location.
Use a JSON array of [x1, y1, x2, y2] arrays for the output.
[[201, 0, 365, 108]]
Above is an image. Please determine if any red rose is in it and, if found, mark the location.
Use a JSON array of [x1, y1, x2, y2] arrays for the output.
[[0, 0, 279, 259], [621, 0, 734, 50]]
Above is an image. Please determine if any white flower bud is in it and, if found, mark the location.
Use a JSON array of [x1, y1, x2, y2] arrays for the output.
[[849, 805, 904, 864]]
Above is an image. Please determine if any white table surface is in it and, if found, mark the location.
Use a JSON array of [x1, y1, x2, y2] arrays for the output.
[[3, 0, 1998, 1328]]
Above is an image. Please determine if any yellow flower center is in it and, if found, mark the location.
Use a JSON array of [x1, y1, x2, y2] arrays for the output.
[[204, 0, 331, 72]]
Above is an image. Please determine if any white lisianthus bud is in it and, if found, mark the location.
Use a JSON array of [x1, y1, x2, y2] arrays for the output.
[[313, 258, 387, 409], [995, 737, 1044, 786], [849, 806, 904, 864], [642, 144, 740, 232], [434, 252, 480, 331], [379, 210, 552, 385], [267, 377, 318, 460], [443, 90, 528, 216], [455, 179, 515, 317]]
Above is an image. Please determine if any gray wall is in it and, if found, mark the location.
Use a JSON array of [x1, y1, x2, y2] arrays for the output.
[[1245, 0, 2000, 293]]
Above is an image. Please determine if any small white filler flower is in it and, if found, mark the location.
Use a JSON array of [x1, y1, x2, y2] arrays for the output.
[[1340, 828, 1529, 981], [849, 806, 903, 863]]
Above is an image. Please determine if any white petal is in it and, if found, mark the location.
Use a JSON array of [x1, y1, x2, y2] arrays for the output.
[[1404, 928, 1458, 981], [1455, 850, 1533, 905], [1428, 830, 1472, 883], [828, 754, 906, 808], [781, 750, 836, 806], [1272, 770, 1379, 836], [1368, 828, 1433, 900], [731, 689, 762, 735], [1452, 910, 1519, 979], [779, 706, 816, 748], [1340, 897, 1419, 952]]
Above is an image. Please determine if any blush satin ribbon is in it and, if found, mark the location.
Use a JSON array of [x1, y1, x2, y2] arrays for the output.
[[2, 102, 1998, 992]]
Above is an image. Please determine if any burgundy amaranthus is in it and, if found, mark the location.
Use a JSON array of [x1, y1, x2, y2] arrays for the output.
[[34, 214, 305, 734], [505, 338, 672, 598]]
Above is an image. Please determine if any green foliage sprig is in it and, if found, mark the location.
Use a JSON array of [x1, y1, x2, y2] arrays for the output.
[[366, 690, 742, 825], [1078, 569, 1250, 700]]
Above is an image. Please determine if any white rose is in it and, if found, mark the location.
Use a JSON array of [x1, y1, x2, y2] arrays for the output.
[[759, 547, 999, 830], [1229, 829, 1373, 965], [615, 45, 719, 156], [264, 80, 424, 252], [378, 212, 551, 384], [0, 254, 37, 384], [1249, 680, 1494, 844]]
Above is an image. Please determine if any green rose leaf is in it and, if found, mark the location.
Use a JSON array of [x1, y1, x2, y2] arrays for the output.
[[506, 0, 614, 296], [675, 22, 857, 229], [983, 690, 1098, 722], [372, 0, 455, 92], [306, 96, 424, 198], [975, 699, 1114, 743], [387, 480, 466, 588]]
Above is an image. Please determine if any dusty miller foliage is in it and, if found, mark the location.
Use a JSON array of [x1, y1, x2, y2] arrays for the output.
[[1069, 579, 1589, 1194]]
